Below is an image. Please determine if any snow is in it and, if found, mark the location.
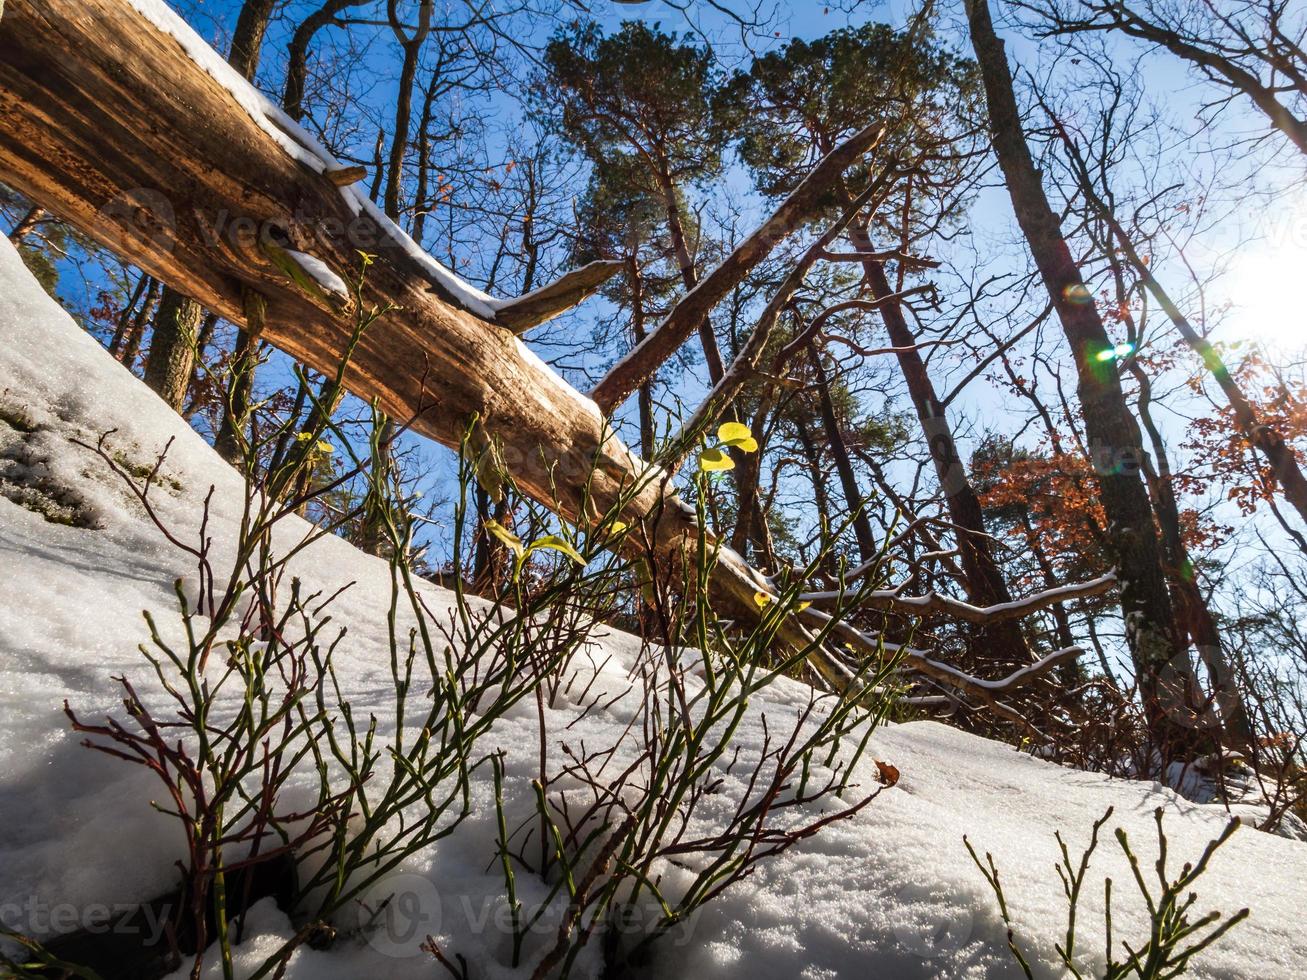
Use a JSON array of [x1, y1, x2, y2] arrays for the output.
[[514, 337, 606, 427], [127, 0, 326, 172], [1, 234, 1305, 978], [349, 191, 501, 319], [799, 573, 1120, 619], [125, 0, 501, 321], [285, 248, 348, 298]]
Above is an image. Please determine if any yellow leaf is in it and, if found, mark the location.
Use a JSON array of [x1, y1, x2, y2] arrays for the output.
[[485, 519, 524, 557], [473, 437, 507, 504], [316, 440, 334, 453], [698, 448, 735, 472], [610, 520, 629, 534], [798, 600, 811, 611], [529, 534, 586, 566], [717, 421, 758, 453], [754, 591, 773, 608]]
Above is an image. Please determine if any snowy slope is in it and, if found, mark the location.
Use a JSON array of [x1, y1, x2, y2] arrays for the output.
[[0, 234, 1304, 979]]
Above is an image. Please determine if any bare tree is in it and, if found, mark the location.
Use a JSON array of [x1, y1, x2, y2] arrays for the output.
[[968, 0, 1205, 757], [1016, 0, 1307, 155]]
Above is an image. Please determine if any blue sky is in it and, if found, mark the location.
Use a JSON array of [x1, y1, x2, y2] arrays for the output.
[[28, 0, 1307, 608]]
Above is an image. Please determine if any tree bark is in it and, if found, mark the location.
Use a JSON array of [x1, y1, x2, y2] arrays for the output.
[[7, 203, 43, 242], [144, 287, 202, 411], [0, 0, 1075, 718], [795, 416, 839, 576], [968, 0, 1202, 758]]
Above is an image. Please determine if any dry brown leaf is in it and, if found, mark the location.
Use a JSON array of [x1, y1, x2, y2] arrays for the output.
[[874, 760, 900, 787]]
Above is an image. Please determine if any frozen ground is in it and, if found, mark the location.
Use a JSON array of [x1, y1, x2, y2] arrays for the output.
[[1, 234, 1304, 978]]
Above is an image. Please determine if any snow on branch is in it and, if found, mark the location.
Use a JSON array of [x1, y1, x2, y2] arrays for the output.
[[800, 572, 1119, 624], [795, 604, 1085, 736], [127, 0, 610, 327]]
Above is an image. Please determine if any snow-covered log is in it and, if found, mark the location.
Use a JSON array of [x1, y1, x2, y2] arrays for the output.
[[0, 0, 1081, 716], [0, 0, 831, 680], [0, 0, 697, 562]]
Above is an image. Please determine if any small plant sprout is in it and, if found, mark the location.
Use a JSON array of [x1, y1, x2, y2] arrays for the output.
[[966, 806, 1250, 979], [485, 518, 587, 581]]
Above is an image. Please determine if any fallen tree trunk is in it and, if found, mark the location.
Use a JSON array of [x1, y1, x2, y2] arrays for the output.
[[0, 0, 808, 657], [0, 0, 667, 536], [0, 0, 1085, 722]]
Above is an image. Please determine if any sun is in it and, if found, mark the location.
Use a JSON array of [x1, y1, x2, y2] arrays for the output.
[[1224, 202, 1307, 355]]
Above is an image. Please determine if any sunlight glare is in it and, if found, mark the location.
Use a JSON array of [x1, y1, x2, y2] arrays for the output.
[[1226, 201, 1307, 354]]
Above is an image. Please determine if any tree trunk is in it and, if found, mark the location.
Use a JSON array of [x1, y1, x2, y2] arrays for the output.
[[654, 163, 774, 560], [109, 273, 150, 357], [228, 0, 277, 81], [656, 167, 728, 382], [352, 1, 433, 555], [628, 254, 656, 462], [119, 277, 160, 369], [1018, 507, 1077, 652], [1130, 361, 1255, 749], [7, 203, 44, 242], [284, 0, 366, 122], [183, 310, 219, 419], [144, 288, 201, 411], [215, 325, 260, 462], [211, 0, 284, 459], [795, 416, 839, 577], [807, 345, 878, 564], [848, 224, 1030, 668], [968, 0, 1202, 758], [0, 0, 684, 556], [383, 1, 432, 224], [589, 122, 885, 414], [1102, 202, 1307, 534]]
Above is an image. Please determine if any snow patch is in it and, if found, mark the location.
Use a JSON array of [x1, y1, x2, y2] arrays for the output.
[[285, 248, 348, 298], [0, 237, 1304, 978]]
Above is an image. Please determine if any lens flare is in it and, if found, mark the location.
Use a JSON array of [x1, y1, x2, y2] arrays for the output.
[[1094, 342, 1136, 362], [1063, 283, 1093, 304]]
